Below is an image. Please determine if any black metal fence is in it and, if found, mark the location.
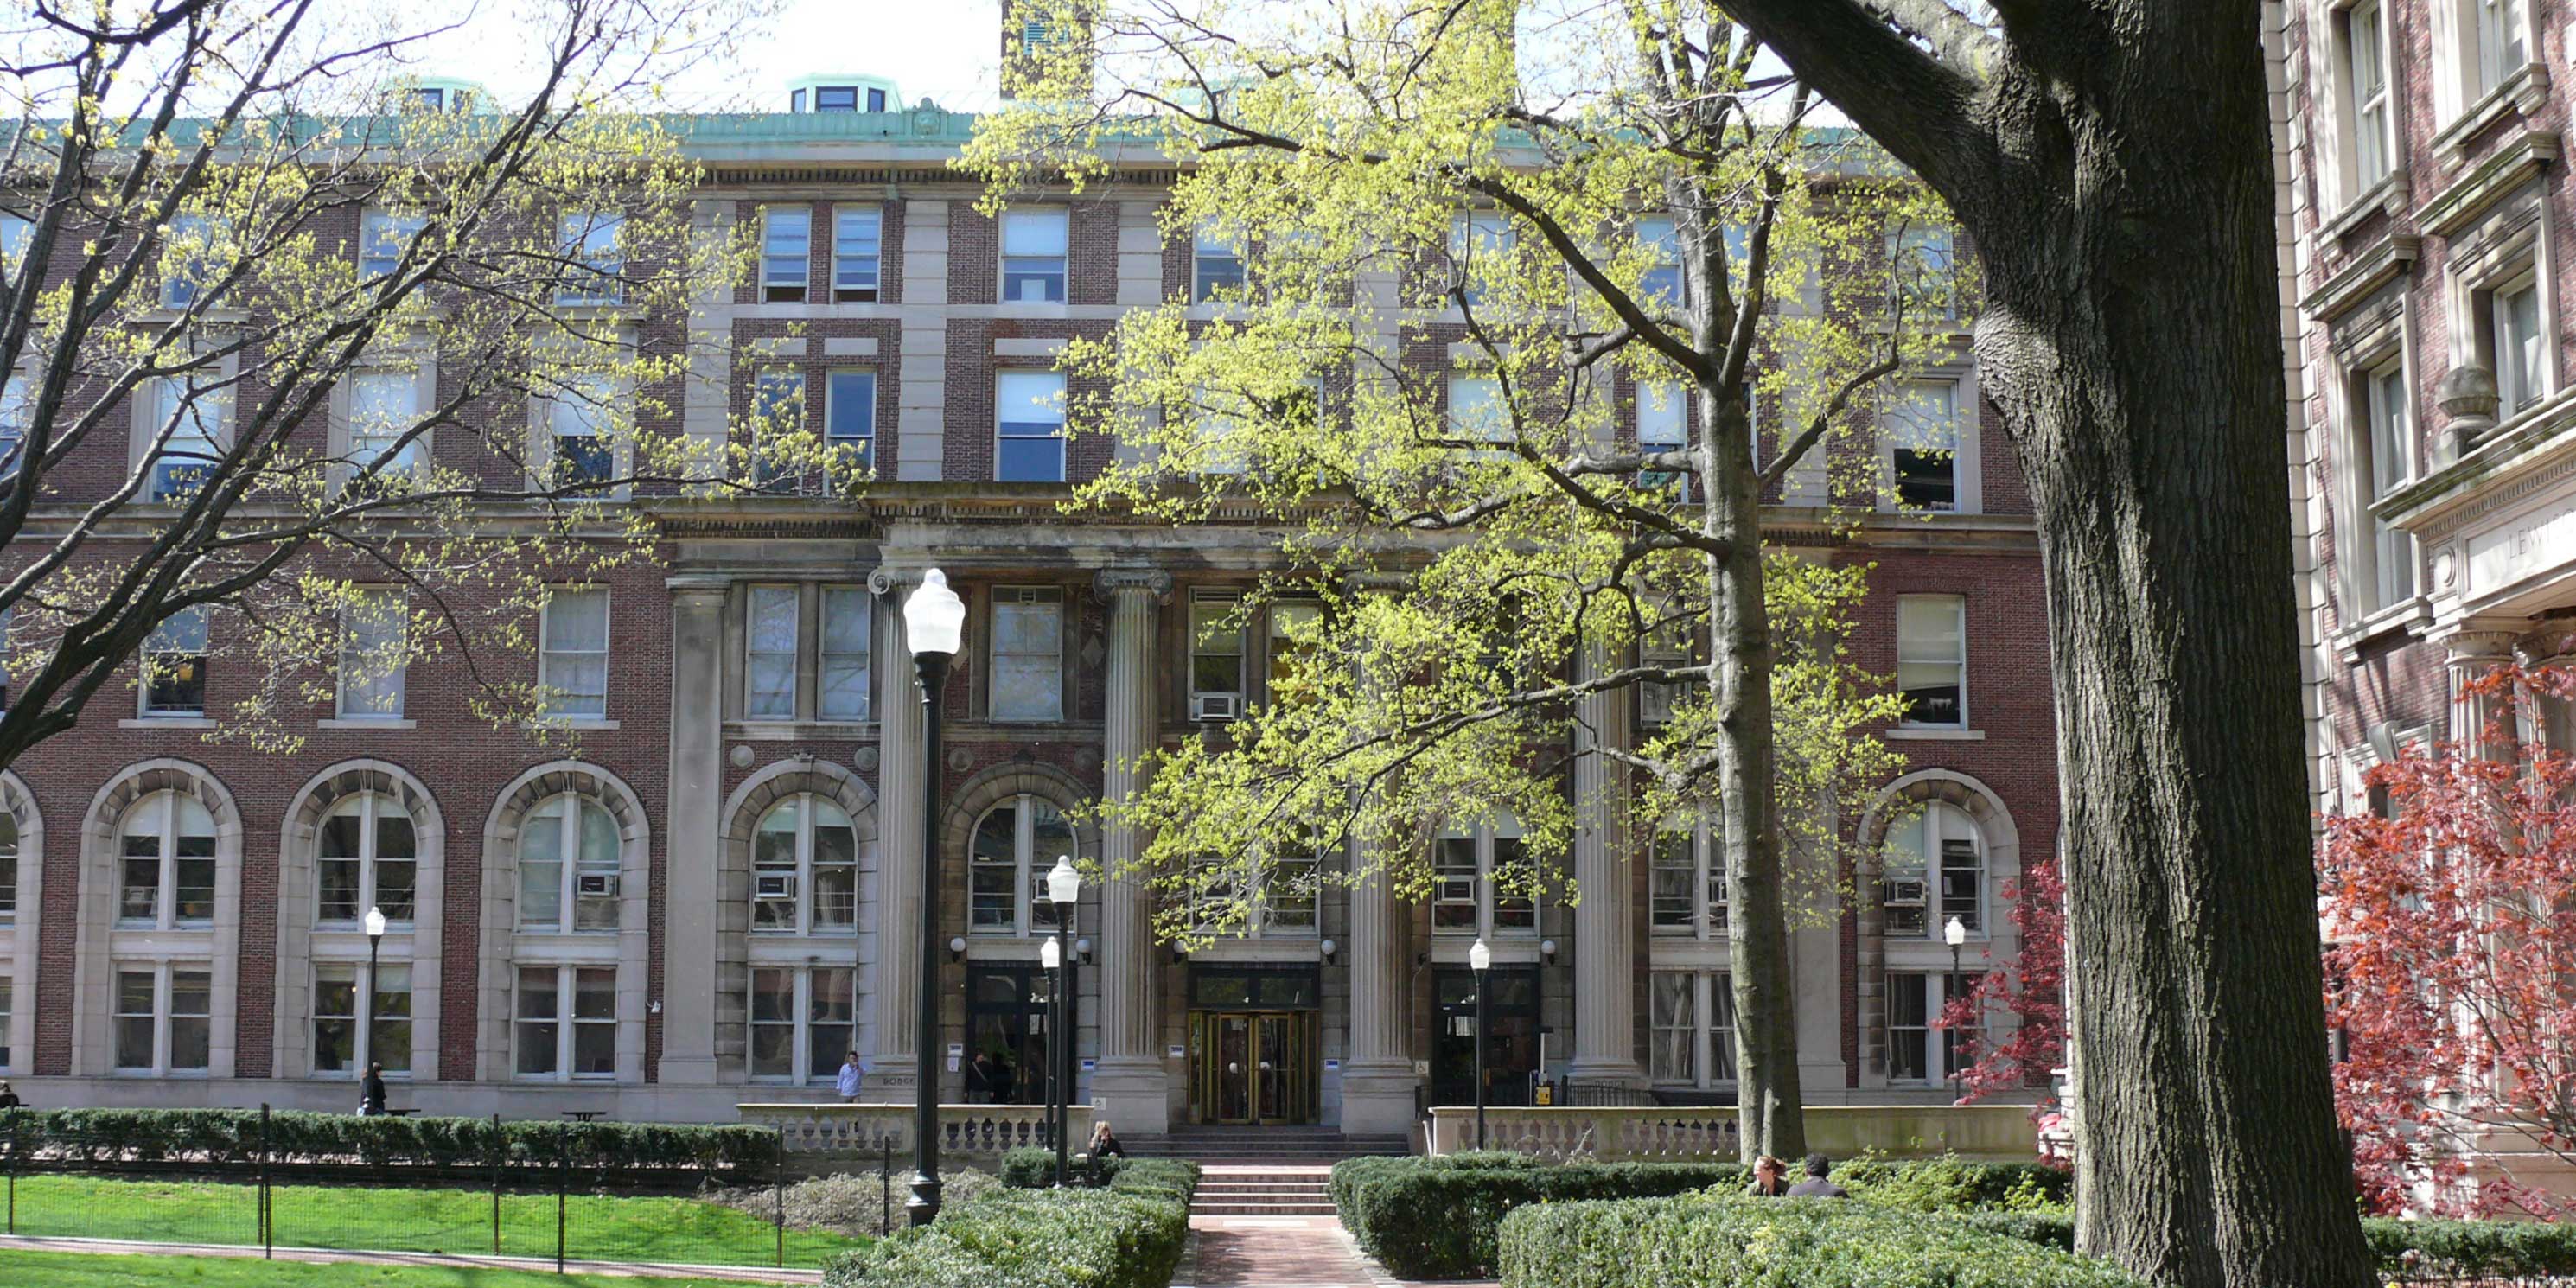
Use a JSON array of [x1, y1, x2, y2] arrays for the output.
[[0, 1106, 902, 1272]]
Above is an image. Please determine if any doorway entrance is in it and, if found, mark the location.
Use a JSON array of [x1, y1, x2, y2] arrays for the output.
[[1431, 966, 1539, 1107], [964, 963, 1053, 1106], [1183, 966, 1322, 1125]]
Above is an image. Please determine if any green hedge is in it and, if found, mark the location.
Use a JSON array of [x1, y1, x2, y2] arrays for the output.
[[0, 1108, 777, 1173], [1833, 1156, 2071, 1212], [1333, 1157, 1748, 1279], [1496, 1194, 2152, 1288], [825, 1160, 1199, 1288], [998, 1146, 1194, 1196], [1959, 1208, 2576, 1282]]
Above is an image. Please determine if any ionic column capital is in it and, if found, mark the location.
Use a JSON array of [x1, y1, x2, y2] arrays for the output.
[[1094, 567, 1173, 604]]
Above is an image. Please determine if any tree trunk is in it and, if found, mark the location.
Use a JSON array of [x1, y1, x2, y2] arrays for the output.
[[1704, 383, 1805, 1163]]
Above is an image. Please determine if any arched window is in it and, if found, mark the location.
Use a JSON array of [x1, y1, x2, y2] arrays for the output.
[[751, 794, 858, 935], [118, 791, 214, 929], [969, 795, 1074, 936], [317, 793, 417, 928], [0, 812, 18, 925], [1882, 800, 1983, 940], [518, 795, 619, 932]]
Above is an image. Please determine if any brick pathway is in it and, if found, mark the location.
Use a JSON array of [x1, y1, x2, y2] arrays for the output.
[[1173, 1215, 1498, 1288]]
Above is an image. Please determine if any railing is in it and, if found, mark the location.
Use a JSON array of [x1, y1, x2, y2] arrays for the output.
[[739, 1102, 1094, 1158], [1426, 1103, 2038, 1161]]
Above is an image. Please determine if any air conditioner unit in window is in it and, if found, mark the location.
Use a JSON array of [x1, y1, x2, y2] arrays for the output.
[[1191, 692, 1240, 722], [754, 874, 794, 900], [577, 873, 618, 897], [1884, 878, 1926, 906]]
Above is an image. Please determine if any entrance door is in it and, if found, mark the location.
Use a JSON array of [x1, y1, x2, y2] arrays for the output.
[[964, 964, 1053, 1106], [1188, 1010, 1318, 1124], [1431, 966, 1540, 1107]]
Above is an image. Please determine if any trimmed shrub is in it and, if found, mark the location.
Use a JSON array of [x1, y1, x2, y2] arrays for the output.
[[0, 1107, 777, 1175], [998, 1146, 1056, 1189], [998, 1147, 1192, 1196], [1833, 1155, 2073, 1212], [1495, 1193, 2152, 1288], [1332, 1157, 1748, 1279], [824, 1164, 1199, 1288], [2361, 1218, 2576, 1281]]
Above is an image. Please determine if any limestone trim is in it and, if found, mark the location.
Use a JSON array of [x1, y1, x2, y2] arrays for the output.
[[71, 760, 245, 1078], [1852, 770, 2024, 1089], [271, 760, 447, 1081], [716, 759, 880, 1079], [0, 772, 40, 1078], [475, 761, 653, 1084], [939, 761, 1101, 874]]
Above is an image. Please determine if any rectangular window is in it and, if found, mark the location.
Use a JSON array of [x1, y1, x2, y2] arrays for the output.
[[1432, 834, 1477, 932], [0, 372, 28, 478], [1450, 212, 1513, 309], [2478, 0, 2528, 94], [2344, 2, 2391, 191], [1889, 972, 1932, 1082], [833, 207, 883, 302], [348, 368, 424, 477], [1189, 594, 1245, 717], [162, 214, 222, 309], [1447, 374, 1509, 447], [749, 370, 804, 490], [556, 213, 623, 306], [143, 605, 208, 717], [547, 376, 615, 489], [1896, 595, 1967, 728], [359, 210, 426, 280], [1000, 208, 1068, 303], [1636, 381, 1692, 501], [990, 587, 1063, 723], [516, 964, 617, 1081], [114, 968, 156, 1071], [1637, 215, 1683, 305], [148, 377, 229, 501], [169, 967, 213, 1072], [1639, 622, 1689, 727], [1266, 601, 1322, 707], [1261, 842, 1321, 934], [819, 588, 871, 721], [313, 962, 411, 1075], [1891, 226, 1957, 320], [117, 964, 211, 1075], [746, 585, 799, 719], [749, 967, 795, 1078], [336, 589, 407, 720], [2493, 281, 2543, 413], [2362, 365, 2415, 609], [1193, 226, 1244, 303], [762, 206, 812, 302], [1650, 971, 1695, 1082], [826, 371, 877, 476], [1492, 829, 1535, 933], [0, 213, 29, 277], [539, 588, 609, 718], [1888, 380, 1960, 511], [996, 370, 1067, 483], [1940, 832, 1984, 934], [750, 966, 854, 1084], [1649, 824, 1695, 933], [814, 86, 856, 112]]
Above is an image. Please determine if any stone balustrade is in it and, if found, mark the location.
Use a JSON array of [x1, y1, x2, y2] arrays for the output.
[[740, 1102, 1095, 1159], [1426, 1103, 2037, 1162]]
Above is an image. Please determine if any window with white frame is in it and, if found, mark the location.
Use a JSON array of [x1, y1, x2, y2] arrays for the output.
[[996, 371, 1066, 483], [1189, 593, 1246, 720], [545, 374, 615, 489], [819, 587, 871, 721], [969, 795, 1077, 936], [1194, 226, 1245, 303], [1886, 380, 1961, 511], [1884, 800, 1983, 939], [539, 588, 609, 718], [359, 210, 426, 280], [0, 813, 16, 925], [316, 791, 416, 928], [746, 585, 799, 718], [2357, 362, 2416, 611], [147, 376, 229, 501], [1449, 212, 1513, 308], [750, 794, 859, 934], [1896, 595, 1967, 728], [1448, 374, 1510, 449], [336, 590, 408, 720], [1637, 215, 1683, 306], [2477, 0, 2528, 96], [749, 966, 855, 1084], [1648, 814, 1726, 938], [1888, 971, 1979, 1084], [161, 214, 225, 309], [115, 962, 211, 1074], [2342, 1, 2394, 194], [2486, 277, 2544, 415], [1636, 381, 1691, 501], [556, 212, 622, 305], [143, 605, 209, 717], [314, 961, 411, 1075], [1649, 971, 1738, 1087], [0, 371, 28, 477], [517, 794, 620, 933], [1000, 208, 1068, 303], [1266, 600, 1323, 707], [833, 207, 882, 302], [749, 369, 805, 490], [989, 587, 1063, 722], [1890, 226, 1957, 320], [514, 964, 615, 1080], [119, 790, 215, 928], [348, 367, 424, 478], [826, 371, 876, 475], [1431, 816, 1535, 937], [762, 206, 811, 302]]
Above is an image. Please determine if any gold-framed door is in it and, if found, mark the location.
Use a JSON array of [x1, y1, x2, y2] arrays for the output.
[[1188, 1010, 1317, 1125]]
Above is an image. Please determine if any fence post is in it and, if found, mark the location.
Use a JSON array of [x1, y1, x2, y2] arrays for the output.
[[880, 1138, 890, 1236], [555, 1125, 569, 1275], [490, 1113, 503, 1258], [259, 1103, 272, 1259], [774, 1125, 786, 1269], [7, 1110, 16, 1236]]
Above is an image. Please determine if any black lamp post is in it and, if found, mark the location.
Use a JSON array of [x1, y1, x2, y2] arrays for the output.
[[1045, 855, 1081, 1186], [1470, 936, 1491, 1151], [1944, 915, 1968, 1100], [902, 569, 965, 1227]]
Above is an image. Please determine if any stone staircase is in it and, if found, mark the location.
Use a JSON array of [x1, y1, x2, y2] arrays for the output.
[[1190, 1163, 1340, 1216], [1125, 1125, 1412, 1218]]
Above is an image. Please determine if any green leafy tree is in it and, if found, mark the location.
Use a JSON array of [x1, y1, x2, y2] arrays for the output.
[[967, 0, 1958, 1159]]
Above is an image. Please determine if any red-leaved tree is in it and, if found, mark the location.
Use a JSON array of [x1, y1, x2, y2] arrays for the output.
[[1938, 857, 2069, 1117], [2317, 664, 2576, 1217]]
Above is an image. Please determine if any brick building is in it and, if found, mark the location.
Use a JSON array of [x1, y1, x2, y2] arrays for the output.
[[0, 66, 2060, 1132]]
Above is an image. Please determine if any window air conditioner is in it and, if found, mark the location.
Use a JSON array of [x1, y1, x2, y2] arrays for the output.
[[1883, 879, 1926, 907], [1191, 692, 1240, 722], [577, 873, 618, 897], [754, 873, 794, 900]]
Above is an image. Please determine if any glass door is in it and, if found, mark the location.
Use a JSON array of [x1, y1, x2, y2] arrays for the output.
[[1189, 1010, 1320, 1124]]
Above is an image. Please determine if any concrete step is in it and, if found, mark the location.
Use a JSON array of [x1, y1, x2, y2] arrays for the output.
[[1191, 1202, 1342, 1216]]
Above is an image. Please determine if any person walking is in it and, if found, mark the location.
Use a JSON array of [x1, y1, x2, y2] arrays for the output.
[[1745, 1154, 1789, 1197], [358, 1062, 388, 1117], [836, 1049, 870, 1103], [1785, 1153, 1850, 1198], [965, 1051, 999, 1104]]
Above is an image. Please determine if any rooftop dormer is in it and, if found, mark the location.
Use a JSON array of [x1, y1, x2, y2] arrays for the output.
[[786, 74, 901, 114]]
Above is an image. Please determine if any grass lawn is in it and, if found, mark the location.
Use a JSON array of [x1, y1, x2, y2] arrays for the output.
[[0, 1247, 788, 1286], [1, 1175, 863, 1269]]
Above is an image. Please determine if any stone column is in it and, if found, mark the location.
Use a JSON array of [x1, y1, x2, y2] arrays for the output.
[[658, 577, 729, 1085], [1567, 643, 1644, 1088], [2444, 623, 2522, 754], [1341, 825, 1417, 1135], [1092, 568, 1171, 1132], [866, 567, 926, 1094]]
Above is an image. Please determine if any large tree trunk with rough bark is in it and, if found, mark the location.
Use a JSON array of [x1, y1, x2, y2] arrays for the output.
[[1714, 1, 2377, 1282]]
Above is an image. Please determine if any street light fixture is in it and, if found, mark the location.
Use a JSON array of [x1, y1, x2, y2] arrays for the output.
[[1943, 915, 1968, 1099], [364, 905, 387, 1072], [1046, 855, 1081, 1187], [902, 569, 965, 1227], [1469, 937, 1492, 1151]]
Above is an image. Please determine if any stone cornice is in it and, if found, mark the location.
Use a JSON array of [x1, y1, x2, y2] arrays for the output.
[[2299, 234, 2420, 318], [2419, 129, 2561, 237], [2384, 389, 2576, 539]]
